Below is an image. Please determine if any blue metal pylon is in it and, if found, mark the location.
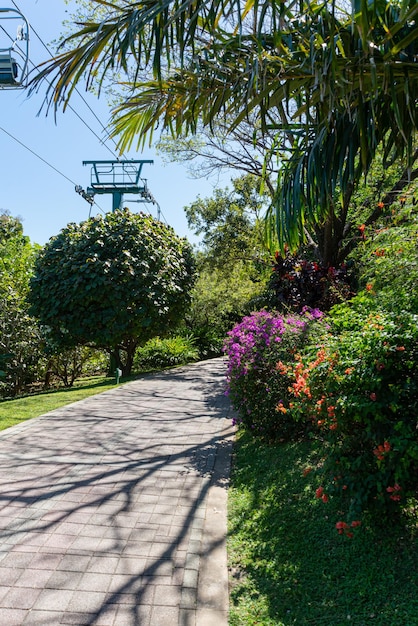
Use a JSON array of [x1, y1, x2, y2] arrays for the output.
[[82, 160, 154, 212]]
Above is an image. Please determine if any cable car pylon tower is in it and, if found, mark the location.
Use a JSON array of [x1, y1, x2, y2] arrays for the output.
[[76, 159, 159, 216]]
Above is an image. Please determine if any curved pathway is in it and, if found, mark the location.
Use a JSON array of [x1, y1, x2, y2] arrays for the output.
[[0, 358, 234, 626]]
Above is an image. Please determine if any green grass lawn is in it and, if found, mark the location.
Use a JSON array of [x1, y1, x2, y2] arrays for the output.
[[228, 431, 418, 626], [0, 376, 119, 431]]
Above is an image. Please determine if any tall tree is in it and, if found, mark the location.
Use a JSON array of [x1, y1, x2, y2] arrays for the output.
[[31, 0, 418, 261], [185, 174, 271, 269], [0, 213, 42, 396], [28, 210, 196, 375]]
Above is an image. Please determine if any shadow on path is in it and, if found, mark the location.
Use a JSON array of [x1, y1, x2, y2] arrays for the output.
[[0, 358, 233, 626]]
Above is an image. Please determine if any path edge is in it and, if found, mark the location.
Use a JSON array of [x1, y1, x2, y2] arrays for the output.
[[193, 423, 235, 626]]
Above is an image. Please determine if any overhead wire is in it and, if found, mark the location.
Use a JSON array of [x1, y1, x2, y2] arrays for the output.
[[12, 0, 123, 160], [20, 0, 165, 215], [0, 125, 76, 186], [0, 125, 106, 214], [3, 1, 163, 220]]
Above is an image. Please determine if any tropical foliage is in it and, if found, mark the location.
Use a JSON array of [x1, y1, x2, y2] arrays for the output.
[[31, 0, 418, 258], [224, 191, 418, 530]]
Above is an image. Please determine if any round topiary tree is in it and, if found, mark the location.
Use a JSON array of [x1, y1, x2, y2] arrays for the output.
[[29, 210, 196, 375]]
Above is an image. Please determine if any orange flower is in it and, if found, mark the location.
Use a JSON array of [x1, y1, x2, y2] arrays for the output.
[[276, 361, 288, 373], [366, 283, 373, 292], [377, 201, 385, 209], [395, 346, 405, 351], [303, 467, 312, 477]]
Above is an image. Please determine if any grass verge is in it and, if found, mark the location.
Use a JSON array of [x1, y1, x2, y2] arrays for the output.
[[0, 376, 120, 431], [228, 431, 418, 626]]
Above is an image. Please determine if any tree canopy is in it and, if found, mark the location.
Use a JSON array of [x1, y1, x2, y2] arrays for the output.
[[28, 210, 196, 375], [31, 0, 418, 253], [0, 213, 41, 395], [185, 174, 271, 269]]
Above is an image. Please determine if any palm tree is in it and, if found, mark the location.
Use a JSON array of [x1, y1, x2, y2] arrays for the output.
[[30, 0, 418, 263]]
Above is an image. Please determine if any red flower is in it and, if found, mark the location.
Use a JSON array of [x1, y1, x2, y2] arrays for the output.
[[315, 486, 324, 499], [321, 494, 329, 503], [370, 392, 377, 401], [387, 484, 402, 501], [335, 521, 349, 535]]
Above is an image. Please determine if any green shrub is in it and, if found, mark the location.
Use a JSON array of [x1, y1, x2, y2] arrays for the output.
[[223, 308, 325, 441], [282, 297, 418, 530], [45, 347, 108, 388], [351, 202, 418, 313], [186, 263, 267, 359], [133, 336, 199, 371]]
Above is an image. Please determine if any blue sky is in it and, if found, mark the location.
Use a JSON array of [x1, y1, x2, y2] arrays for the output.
[[0, 0, 233, 245]]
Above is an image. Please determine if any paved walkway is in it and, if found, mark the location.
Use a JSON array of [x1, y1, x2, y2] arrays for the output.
[[0, 358, 234, 626]]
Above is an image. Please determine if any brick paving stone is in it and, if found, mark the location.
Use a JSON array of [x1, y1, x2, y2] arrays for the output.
[[60, 611, 97, 625], [22, 609, 64, 625], [66, 589, 107, 613], [77, 572, 113, 592], [0, 359, 233, 625], [1, 586, 41, 609], [153, 584, 182, 606], [33, 588, 74, 611], [15, 568, 52, 589], [150, 604, 180, 625], [46, 569, 83, 591], [0, 608, 28, 625]]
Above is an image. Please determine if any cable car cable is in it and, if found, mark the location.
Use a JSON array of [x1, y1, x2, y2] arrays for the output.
[[11, 0, 122, 160], [0, 125, 106, 215], [0, 124, 76, 185], [3, 3, 163, 220], [11, 0, 164, 210]]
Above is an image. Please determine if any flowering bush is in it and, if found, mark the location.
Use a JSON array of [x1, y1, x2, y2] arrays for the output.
[[224, 308, 324, 441], [282, 298, 418, 528]]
